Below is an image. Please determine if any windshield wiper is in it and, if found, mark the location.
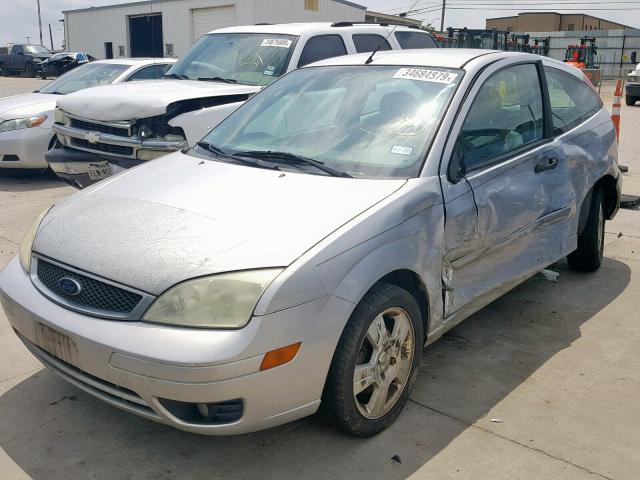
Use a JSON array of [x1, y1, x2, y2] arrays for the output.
[[197, 76, 238, 84], [163, 72, 189, 80], [195, 142, 279, 171], [234, 150, 351, 178]]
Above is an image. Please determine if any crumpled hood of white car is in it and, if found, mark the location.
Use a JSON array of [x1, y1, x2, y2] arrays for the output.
[[56, 79, 261, 122], [33, 152, 406, 295], [0, 92, 58, 120]]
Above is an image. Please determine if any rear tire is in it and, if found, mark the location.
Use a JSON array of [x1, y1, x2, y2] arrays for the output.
[[568, 189, 605, 272], [626, 95, 637, 106], [318, 283, 423, 437]]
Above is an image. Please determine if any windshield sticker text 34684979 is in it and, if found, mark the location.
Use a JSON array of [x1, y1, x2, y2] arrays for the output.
[[394, 68, 458, 84]]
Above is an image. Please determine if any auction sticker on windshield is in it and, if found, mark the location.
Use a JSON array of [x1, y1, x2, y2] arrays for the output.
[[261, 39, 292, 48], [394, 68, 458, 84]]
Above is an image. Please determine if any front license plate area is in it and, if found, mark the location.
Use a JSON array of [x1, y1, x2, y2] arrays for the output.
[[34, 323, 79, 366], [87, 161, 111, 181]]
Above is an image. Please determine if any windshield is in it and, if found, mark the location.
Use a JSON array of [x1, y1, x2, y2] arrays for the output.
[[25, 45, 51, 54], [200, 65, 461, 179], [166, 33, 297, 86], [39, 63, 128, 95]]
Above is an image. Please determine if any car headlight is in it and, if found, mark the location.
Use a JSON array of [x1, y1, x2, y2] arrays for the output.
[[142, 269, 283, 328], [19, 208, 51, 273], [629, 75, 638, 82], [0, 115, 47, 133], [54, 108, 67, 124]]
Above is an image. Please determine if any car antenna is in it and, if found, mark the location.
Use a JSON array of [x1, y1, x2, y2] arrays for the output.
[[365, 0, 421, 65]]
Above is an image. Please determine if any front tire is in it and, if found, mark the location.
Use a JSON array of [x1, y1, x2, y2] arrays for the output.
[[568, 188, 605, 272], [25, 63, 37, 78], [626, 95, 637, 106], [319, 283, 423, 437], [0, 63, 8, 76]]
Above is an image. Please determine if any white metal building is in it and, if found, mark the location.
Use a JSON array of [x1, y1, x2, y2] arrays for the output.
[[63, 0, 366, 60]]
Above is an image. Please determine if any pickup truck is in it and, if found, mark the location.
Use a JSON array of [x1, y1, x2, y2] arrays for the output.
[[48, 22, 438, 188], [0, 44, 53, 77], [626, 63, 640, 106]]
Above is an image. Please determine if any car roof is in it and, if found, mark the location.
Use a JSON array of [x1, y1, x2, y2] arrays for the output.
[[209, 22, 429, 37], [307, 49, 589, 81], [93, 58, 177, 66], [305, 49, 504, 69]]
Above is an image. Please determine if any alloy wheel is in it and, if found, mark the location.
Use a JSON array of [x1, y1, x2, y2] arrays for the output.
[[353, 307, 415, 419]]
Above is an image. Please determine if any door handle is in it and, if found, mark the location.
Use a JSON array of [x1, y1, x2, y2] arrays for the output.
[[535, 158, 558, 173]]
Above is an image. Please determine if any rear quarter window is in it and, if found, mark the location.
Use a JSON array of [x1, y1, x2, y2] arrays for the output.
[[544, 67, 603, 134]]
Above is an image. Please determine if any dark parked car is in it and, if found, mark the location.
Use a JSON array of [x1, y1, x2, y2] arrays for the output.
[[39, 52, 95, 79], [0, 44, 52, 77]]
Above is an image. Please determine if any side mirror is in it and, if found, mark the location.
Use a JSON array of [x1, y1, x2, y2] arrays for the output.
[[448, 138, 467, 184], [17, 51, 23, 56]]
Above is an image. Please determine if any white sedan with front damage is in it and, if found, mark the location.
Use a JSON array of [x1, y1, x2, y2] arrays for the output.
[[0, 58, 175, 170], [0, 49, 621, 436]]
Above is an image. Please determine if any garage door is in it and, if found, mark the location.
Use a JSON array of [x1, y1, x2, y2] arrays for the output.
[[191, 5, 237, 42]]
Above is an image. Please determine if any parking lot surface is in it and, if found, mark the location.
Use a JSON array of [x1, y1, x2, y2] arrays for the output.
[[1, 77, 639, 480]]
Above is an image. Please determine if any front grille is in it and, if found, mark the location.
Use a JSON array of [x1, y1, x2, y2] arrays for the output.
[[71, 138, 134, 156], [70, 118, 130, 137], [36, 259, 142, 314]]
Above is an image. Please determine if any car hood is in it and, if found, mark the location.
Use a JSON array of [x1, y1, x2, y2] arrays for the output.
[[34, 152, 406, 295], [0, 92, 58, 120], [56, 79, 261, 122]]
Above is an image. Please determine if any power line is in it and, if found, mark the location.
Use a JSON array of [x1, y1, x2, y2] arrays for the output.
[[445, 5, 640, 9], [385, 0, 640, 12]]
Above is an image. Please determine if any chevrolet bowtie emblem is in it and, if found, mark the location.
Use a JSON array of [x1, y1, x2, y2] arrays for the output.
[[85, 132, 100, 144]]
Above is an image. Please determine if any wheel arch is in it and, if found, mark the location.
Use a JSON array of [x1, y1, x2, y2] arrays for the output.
[[578, 174, 619, 234], [376, 269, 430, 343]]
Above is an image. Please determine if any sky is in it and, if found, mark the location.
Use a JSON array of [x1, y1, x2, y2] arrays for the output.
[[2, 0, 640, 50]]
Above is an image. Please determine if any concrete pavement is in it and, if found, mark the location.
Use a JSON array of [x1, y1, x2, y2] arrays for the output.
[[0, 77, 639, 480], [0, 78, 50, 97]]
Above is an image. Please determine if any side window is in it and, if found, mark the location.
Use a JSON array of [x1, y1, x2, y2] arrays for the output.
[[459, 64, 544, 170], [352, 34, 391, 53], [126, 65, 161, 82], [544, 67, 602, 134], [297, 35, 347, 67], [154, 64, 171, 78], [394, 31, 438, 49]]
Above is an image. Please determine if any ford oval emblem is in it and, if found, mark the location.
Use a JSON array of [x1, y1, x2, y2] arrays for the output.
[[58, 277, 82, 296]]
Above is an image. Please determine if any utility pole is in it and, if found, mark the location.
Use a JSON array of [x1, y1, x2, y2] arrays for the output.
[[48, 23, 54, 50], [37, 0, 43, 46], [440, 0, 446, 33]]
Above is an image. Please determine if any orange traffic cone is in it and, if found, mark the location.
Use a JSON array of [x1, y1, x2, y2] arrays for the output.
[[612, 79, 622, 142]]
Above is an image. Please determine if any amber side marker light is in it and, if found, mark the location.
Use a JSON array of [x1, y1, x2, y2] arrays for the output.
[[260, 342, 301, 371]]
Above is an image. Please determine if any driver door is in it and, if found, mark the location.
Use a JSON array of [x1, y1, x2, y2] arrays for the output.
[[440, 60, 573, 318]]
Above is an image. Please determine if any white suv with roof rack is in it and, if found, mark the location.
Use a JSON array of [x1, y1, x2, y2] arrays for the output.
[[48, 22, 438, 188]]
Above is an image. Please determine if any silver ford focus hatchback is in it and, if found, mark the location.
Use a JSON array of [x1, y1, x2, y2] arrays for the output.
[[0, 49, 620, 436]]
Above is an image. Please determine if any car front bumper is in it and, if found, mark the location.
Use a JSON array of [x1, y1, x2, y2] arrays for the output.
[[0, 125, 52, 169], [0, 257, 353, 435], [46, 146, 143, 189]]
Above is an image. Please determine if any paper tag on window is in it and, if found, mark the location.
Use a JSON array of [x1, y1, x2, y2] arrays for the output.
[[391, 145, 413, 156], [394, 68, 457, 84], [261, 38, 292, 48]]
